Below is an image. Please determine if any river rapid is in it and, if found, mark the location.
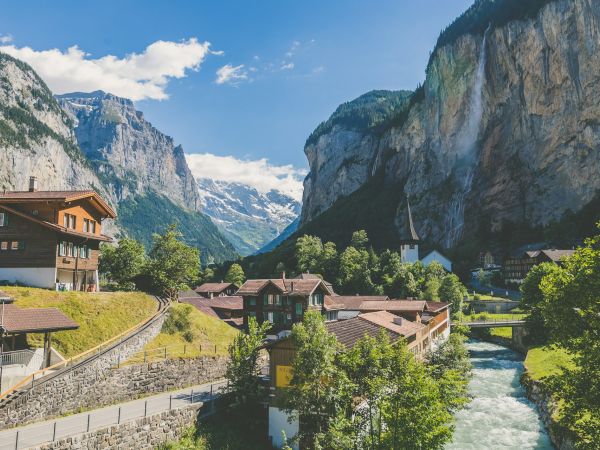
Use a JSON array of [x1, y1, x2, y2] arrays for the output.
[[446, 340, 553, 450]]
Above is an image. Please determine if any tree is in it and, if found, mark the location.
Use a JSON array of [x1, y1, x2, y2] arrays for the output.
[[224, 263, 245, 288], [317, 242, 338, 282], [225, 316, 270, 427], [296, 235, 324, 274], [283, 311, 352, 449], [145, 224, 200, 300], [382, 343, 454, 450], [423, 278, 441, 301], [520, 262, 560, 344], [350, 230, 369, 249], [538, 229, 600, 448], [439, 274, 467, 318], [99, 238, 146, 290], [338, 246, 379, 294]]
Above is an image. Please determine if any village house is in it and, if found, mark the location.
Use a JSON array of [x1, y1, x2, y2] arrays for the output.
[[194, 282, 237, 298], [503, 248, 575, 285], [179, 293, 244, 328], [0, 177, 116, 291], [266, 306, 449, 449]]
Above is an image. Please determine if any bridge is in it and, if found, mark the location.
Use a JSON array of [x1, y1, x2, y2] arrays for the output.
[[453, 318, 526, 328]]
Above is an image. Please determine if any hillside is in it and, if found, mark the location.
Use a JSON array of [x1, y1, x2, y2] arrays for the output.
[[298, 0, 600, 269], [3, 287, 157, 358], [0, 54, 237, 263]]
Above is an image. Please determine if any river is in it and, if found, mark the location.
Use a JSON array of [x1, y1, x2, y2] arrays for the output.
[[446, 340, 554, 449]]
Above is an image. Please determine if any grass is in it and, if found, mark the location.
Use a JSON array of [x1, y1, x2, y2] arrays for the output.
[[468, 293, 513, 301], [524, 345, 576, 381], [461, 312, 527, 322], [130, 303, 239, 362], [1, 286, 157, 358]]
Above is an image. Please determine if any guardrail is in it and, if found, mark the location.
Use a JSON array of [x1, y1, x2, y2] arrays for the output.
[[0, 350, 38, 368], [0, 297, 169, 402]]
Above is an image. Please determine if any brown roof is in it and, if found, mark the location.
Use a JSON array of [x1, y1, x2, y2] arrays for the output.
[[325, 295, 390, 311], [237, 278, 332, 297], [326, 317, 401, 348], [425, 301, 450, 313], [529, 249, 575, 262], [358, 311, 425, 338], [195, 282, 235, 294], [0, 190, 116, 218], [0, 204, 113, 242], [359, 300, 426, 312], [0, 304, 79, 333], [179, 297, 220, 318], [204, 296, 243, 310]]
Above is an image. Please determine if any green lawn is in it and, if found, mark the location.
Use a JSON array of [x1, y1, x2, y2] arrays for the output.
[[461, 312, 527, 322], [524, 345, 576, 381], [1, 286, 157, 358], [131, 303, 239, 362]]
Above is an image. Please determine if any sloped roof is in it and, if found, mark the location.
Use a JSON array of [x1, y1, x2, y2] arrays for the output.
[[525, 249, 575, 262], [358, 311, 425, 338], [359, 300, 426, 312], [0, 204, 113, 242], [0, 304, 79, 333], [237, 278, 332, 297], [195, 282, 235, 293], [178, 297, 220, 318], [0, 190, 116, 218], [324, 295, 389, 311], [204, 296, 243, 310], [425, 301, 450, 313], [326, 317, 401, 348]]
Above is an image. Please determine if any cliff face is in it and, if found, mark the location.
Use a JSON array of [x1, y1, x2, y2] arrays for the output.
[[301, 0, 600, 249], [58, 91, 201, 211]]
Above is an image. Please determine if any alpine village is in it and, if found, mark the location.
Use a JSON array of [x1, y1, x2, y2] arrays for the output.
[[0, 0, 598, 449]]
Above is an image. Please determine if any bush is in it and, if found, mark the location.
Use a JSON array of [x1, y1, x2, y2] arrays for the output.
[[163, 304, 193, 335]]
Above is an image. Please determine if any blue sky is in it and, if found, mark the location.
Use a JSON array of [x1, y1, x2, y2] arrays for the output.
[[0, 0, 473, 195]]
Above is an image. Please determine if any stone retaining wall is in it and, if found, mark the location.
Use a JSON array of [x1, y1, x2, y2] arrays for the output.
[[0, 312, 166, 429], [33, 403, 202, 450]]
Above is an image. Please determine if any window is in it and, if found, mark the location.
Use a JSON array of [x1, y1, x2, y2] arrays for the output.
[[248, 297, 256, 307], [66, 242, 74, 257], [79, 245, 89, 259], [275, 294, 282, 306], [58, 241, 65, 256], [0, 241, 7, 251], [83, 219, 97, 234], [90, 220, 96, 233], [0, 213, 6, 227], [11, 241, 24, 251], [295, 303, 303, 316], [63, 214, 76, 229]]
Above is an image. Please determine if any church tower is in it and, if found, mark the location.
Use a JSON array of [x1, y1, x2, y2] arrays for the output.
[[399, 195, 420, 264]]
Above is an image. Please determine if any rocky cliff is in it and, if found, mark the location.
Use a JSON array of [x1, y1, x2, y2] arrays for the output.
[[58, 91, 201, 211], [301, 0, 600, 252]]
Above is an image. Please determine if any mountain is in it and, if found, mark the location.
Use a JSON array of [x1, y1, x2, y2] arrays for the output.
[[0, 55, 237, 264], [196, 178, 300, 256], [257, 217, 299, 254], [299, 0, 600, 264]]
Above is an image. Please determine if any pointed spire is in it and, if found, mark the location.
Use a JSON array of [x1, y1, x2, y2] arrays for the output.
[[401, 194, 419, 243]]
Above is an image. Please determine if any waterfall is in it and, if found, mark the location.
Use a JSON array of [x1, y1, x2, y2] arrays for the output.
[[444, 26, 490, 248]]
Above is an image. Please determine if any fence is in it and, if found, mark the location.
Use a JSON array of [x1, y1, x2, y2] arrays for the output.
[[0, 350, 41, 368], [120, 342, 229, 366], [459, 314, 527, 324], [0, 380, 227, 450]]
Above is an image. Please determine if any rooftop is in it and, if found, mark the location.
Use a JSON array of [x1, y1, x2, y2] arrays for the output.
[[324, 295, 390, 311], [237, 277, 332, 297], [195, 282, 235, 293], [325, 317, 401, 348], [0, 304, 79, 333], [358, 311, 425, 338], [359, 300, 427, 312]]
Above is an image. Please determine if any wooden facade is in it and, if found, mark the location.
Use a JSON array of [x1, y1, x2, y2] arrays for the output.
[[0, 185, 115, 290]]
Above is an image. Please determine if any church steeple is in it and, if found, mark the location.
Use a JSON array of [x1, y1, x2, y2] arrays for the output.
[[400, 195, 420, 264], [401, 194, 419, 243]]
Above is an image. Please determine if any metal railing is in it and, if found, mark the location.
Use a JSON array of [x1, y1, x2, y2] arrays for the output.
[[0, 297, 170, 401], [0, 350, 38, 368], [120, 341, 229, 366], [0, 380, 226, 450]]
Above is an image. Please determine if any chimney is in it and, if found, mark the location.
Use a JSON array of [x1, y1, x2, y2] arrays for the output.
[[291, 281, 295, 292], [28, 176, 38, 192], [393, 317, 403, 326], [281, 271, 286, 280]]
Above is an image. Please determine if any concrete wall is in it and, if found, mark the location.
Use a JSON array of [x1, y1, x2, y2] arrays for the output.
[[33, 403, 202, 450], [0, 267, 55, 288], [0, 312, 166, 429], [269, 406, 299, 450]]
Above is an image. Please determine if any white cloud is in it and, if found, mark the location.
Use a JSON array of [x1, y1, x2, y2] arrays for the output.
[[0, 35, 13, 44], [280, 62, 294, 70], [186, 153, 306, 201], [215, 63, 248, 85], [0, 38, 211, 100]]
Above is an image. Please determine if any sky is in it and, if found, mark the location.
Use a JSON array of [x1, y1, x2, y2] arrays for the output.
[[0, 0, 473, 198]]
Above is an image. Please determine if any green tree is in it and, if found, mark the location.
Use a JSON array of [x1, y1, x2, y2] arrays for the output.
[[338, 246, 378, 294], [539, 229, 600, 448], [296, 235, 324, 274], [225, 316, 270, 427], [350, 229, 369, 249], [317, 241, 339, 282], [283, 311, 352, 449], [426, 261, 447, 282], [145, 224, 200, 300], [520, 262, 560, 344], [99, 238, 146, 290], [439, 274, 467, 318], [224, 263, 245, 288], [423, 278, 441, 301], [382, 343, 454, 450]]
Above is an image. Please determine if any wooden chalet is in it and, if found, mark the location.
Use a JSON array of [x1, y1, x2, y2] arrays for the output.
[[194, 282, 237, 298], [0, 177, 116, 291], [503, 248, 575, 284]]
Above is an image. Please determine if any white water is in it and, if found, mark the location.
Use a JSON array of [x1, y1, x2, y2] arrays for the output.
[[446, 340, 553, 450]]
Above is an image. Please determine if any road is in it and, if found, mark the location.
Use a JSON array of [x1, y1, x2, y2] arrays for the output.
[[0, 379, 226, 450]]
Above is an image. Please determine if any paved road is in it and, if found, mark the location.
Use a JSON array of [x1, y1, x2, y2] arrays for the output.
[[0, 379, 226, 450]]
